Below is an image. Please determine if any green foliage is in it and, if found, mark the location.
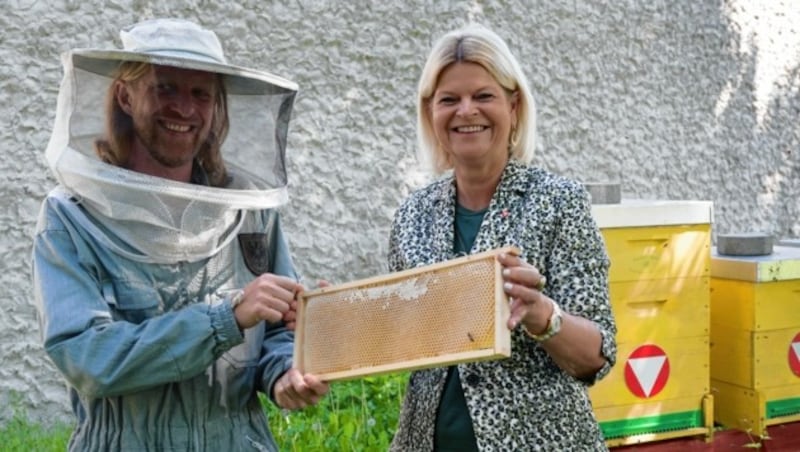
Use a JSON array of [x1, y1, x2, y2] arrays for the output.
[[265, 373, 408, 452], [0, 373, 407, 451], [0, 409, 72, 452]]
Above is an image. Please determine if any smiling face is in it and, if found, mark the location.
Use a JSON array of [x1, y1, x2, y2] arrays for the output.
[[115, 65, 219, 180], [429, 62, 518, 172]]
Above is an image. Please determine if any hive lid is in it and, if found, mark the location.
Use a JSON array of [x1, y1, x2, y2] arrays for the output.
[[592, 200, 713, 229], [717, 233, 773, 257], [778, 238, 800, 248], [583, 182, 622, 205], [711, 245, 800, 282]]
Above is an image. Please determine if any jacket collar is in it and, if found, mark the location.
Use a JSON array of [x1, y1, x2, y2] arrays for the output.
[[432, 159, 530, 207], [428, 160, 531, 260]]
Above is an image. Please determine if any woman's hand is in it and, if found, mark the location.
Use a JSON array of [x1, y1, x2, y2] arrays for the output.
[[497, 252, 552, 334]]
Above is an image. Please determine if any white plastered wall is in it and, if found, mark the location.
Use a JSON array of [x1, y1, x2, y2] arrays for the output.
[[1, 0, 798, 424]]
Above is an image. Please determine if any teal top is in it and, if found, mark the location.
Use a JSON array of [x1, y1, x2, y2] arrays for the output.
[[434, 204, 486, 451]]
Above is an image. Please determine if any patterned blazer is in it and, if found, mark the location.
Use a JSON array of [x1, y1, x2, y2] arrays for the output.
[[388, 160, 616, 451]]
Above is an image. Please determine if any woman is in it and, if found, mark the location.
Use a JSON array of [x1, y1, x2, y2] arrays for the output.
[[389, 24, 616, 451]]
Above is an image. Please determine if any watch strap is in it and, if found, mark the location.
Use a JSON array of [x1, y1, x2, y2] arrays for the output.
[[523, 299, 563, 342]]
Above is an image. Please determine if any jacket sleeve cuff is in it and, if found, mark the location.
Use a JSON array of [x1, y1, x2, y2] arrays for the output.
[[587, 326, 617, 385], [209, 300, 244, 354]]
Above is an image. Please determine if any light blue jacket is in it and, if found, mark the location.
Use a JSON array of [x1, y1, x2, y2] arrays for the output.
[[32, 186, 296, 451]]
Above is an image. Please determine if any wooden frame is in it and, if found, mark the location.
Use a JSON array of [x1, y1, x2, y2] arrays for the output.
[[293, 246, 519, 381]]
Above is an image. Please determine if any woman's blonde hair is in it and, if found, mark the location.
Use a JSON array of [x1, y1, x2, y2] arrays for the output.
[[94, 61, 230, 187], [417, 24, 537, 174]]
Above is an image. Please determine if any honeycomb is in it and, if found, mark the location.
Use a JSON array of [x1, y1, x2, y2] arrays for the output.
[[294, 247, 517, 381]]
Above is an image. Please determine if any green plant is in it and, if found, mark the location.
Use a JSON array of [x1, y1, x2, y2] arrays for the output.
[[265, 372, 408, 451], [0, 409, 72, 452], [0, 372, 408, 451]]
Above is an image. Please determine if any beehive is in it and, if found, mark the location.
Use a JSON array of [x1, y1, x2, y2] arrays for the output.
[[588, 199, 715, 446], [293, 247, 517, 381], [710, 245, 800, 437]]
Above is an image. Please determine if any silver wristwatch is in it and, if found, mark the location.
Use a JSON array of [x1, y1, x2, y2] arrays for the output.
[[525, 300, 563, 342]]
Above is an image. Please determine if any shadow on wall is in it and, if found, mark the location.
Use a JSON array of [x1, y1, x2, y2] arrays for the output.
[[526, 1, 800, 241], [712, 0, 800, 240]]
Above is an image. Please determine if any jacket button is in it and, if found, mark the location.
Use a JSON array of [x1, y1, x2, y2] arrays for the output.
[[465, 374, 480, 386]]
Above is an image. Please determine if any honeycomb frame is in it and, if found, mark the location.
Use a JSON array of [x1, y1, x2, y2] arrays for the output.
[[293, 246, 518, 381]]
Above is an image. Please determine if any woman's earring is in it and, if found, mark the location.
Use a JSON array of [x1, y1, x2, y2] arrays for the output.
[[509, 127, 520, 151]]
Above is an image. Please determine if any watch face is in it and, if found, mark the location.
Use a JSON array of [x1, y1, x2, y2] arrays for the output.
[[545, 302, 563, 339], [550, 311, 563, 334], [526, 301, 563, 341]]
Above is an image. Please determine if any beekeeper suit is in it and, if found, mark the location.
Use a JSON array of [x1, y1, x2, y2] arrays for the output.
[[32, 18, 328, 451]]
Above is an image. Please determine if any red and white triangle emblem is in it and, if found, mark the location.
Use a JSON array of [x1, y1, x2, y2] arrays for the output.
[[789, 333, 800, 377], [624, 344, 670, 398]]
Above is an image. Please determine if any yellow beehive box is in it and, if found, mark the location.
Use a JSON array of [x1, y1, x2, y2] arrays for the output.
[[589, 336, 712, 442], [593, 200, 713, 284], [711, 246, 800, 332], [710, 324, 800, 388], [710, 245, 800, 436], [590, 336, 710, 408], [712, 379, 800, 437], [602, 226, 710, 282], [609, 276, 709, 343], [590, 200, 714, 444], [597, 204, 712, 342], [711, 280, 800, 332], [594, 394, 714, 446]]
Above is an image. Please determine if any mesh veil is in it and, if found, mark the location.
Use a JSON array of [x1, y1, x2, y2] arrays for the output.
[[45, 50, 298, 263]]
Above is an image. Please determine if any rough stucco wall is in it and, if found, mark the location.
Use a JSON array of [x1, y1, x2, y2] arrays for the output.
[[1, 0, 798, 424]]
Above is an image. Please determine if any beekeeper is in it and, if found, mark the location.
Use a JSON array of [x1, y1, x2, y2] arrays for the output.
[[32, 18, 328, 451]]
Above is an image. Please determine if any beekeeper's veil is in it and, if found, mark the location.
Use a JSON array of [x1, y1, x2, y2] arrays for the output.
[[45, 18, 298, 263]]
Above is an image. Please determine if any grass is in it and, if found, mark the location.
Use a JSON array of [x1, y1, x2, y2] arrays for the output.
[[0, 373, 407, 451], [265, 373, 407, 451], [0, 411, 73, 452]]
